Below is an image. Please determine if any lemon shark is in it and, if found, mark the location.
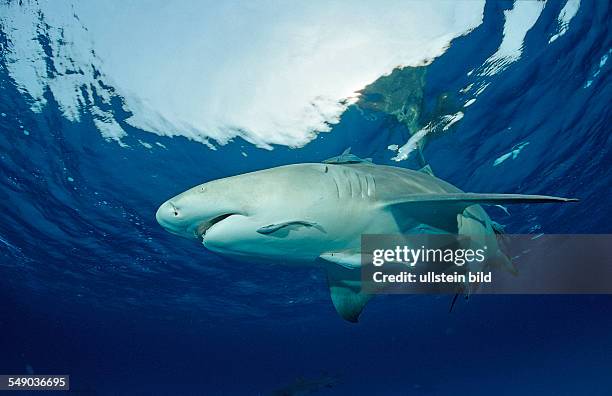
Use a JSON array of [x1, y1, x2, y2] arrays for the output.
[[156, 151, 577, 322]]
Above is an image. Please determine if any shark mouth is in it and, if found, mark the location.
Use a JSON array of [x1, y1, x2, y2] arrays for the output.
[[196, 213, 238, 239]]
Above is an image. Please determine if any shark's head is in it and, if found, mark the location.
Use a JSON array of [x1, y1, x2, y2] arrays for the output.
[[156, 177, 249, 242], [155, 164, 342, 261]]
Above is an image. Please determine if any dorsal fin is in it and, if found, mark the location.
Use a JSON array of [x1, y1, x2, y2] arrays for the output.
[[418, 164, 434, 176], [322, 147, 374, 164]]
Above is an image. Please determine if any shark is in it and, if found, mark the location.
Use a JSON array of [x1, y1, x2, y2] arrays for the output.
[[268, 373, 340, 396], [156, 150, 577, 322]]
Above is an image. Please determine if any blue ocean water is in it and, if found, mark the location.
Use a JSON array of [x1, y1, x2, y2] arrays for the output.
[[0, 1, 611, 395]]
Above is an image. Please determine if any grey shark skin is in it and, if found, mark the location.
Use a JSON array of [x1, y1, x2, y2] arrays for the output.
[[156, 160, 577, 322]]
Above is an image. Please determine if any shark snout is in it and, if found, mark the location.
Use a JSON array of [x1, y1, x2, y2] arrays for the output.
[[156, 200, 180, 225], [156, 199, 203, 240], [156, 200, 195, 239], [156, 198, 241, 241]]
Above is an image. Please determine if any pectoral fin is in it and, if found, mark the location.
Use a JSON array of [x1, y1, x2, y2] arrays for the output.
[[383, 193, 576, 233], [326, 265, 372, 323], [257, 220, 324, 235], [382, 193, 577, 222], [383, 193, 578, 209]]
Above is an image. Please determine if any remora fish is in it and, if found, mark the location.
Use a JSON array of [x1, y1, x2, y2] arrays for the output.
[[156, 151, 577, 322]]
